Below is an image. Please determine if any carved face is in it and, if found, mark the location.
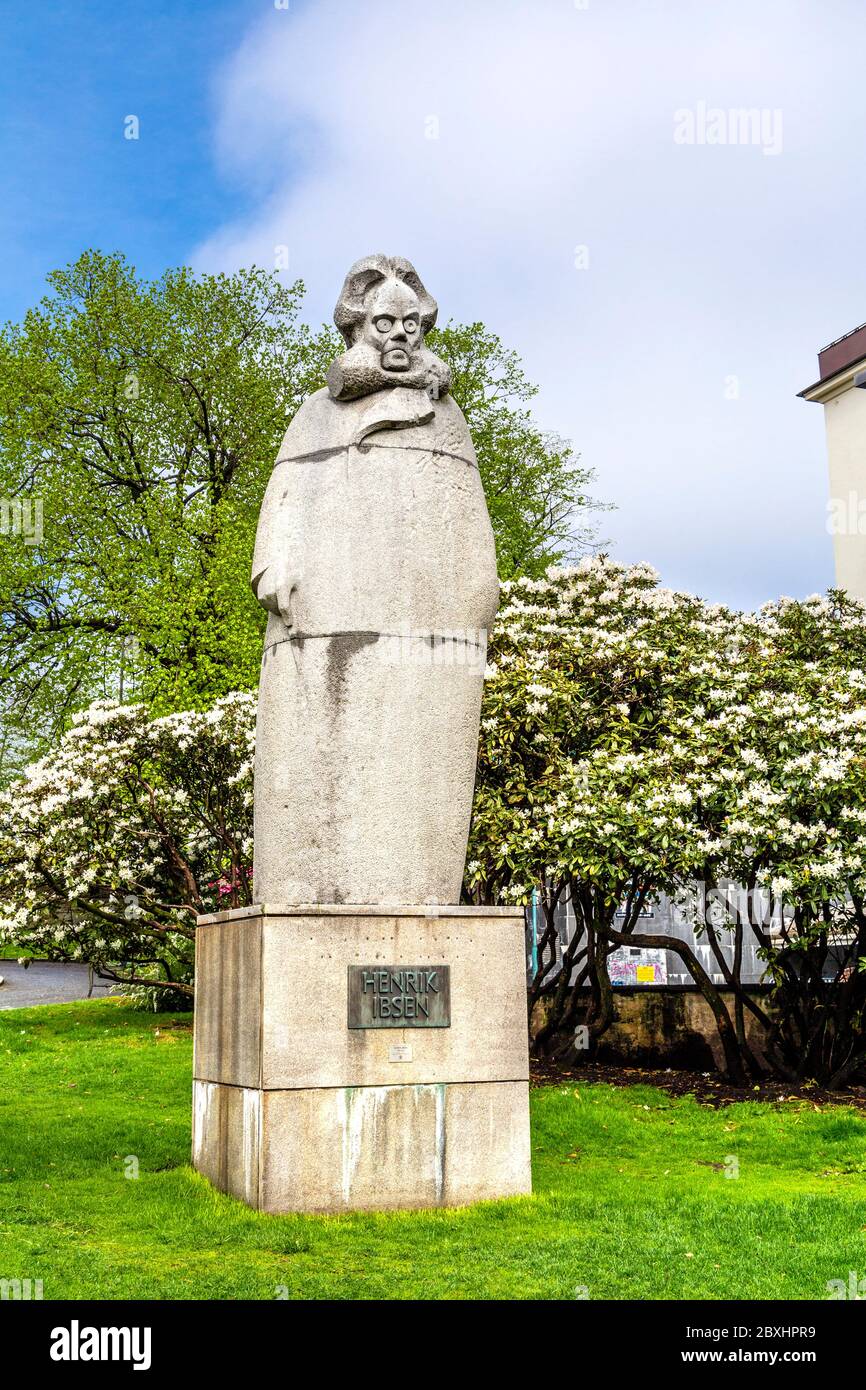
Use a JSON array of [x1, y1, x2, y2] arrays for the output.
[[358, 279, 422, 372]]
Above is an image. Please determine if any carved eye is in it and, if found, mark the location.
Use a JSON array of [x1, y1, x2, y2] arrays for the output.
[[375, 317, 393, 333], [404, 319, 419, 334]]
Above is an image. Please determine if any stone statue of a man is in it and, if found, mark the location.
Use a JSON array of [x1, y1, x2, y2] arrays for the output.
[[251, 255, 498, 906]]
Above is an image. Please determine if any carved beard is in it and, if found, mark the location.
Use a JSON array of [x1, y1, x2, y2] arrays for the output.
[[326, 340, 451, 403]]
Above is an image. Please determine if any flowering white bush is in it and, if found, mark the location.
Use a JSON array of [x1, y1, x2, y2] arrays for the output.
[[0, 692, 255, 1001], [468, 558, 866, 1083], [468, 557, 742, 903]]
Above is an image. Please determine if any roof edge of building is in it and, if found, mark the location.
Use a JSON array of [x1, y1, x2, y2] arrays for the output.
[[799, 352, 866, 401]]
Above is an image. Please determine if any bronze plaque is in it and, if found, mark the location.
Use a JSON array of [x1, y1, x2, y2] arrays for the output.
[[347, 965, 451, 1029]]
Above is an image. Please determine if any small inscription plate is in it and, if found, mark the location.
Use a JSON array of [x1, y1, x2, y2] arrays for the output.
[[347, 965, 451, 1029]]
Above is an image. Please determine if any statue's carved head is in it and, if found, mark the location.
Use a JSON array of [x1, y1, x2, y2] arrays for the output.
[[334, 255, 437, 358], [328, 255, 451, 403]]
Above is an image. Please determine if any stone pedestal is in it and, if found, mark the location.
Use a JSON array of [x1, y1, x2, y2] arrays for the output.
[[192, 904, 531, 1213]]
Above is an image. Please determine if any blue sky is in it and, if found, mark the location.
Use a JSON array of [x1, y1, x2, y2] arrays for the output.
[[0, 0, 263, 319], [2, 0, 866, 609]]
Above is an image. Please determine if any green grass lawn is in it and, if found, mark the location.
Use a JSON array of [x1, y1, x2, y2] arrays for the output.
[[2, 998, 866, 1300]]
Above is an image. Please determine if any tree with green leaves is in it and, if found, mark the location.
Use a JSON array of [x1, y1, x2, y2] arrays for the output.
[[0, 251, 334, 771], [0, 251, 600, 774]]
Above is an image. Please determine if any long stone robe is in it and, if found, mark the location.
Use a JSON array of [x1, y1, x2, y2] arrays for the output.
[[251, 384, 498, 906]]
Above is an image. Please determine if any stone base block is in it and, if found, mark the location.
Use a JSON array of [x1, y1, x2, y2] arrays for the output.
[[192, 1077, 531, 1213], [192, 905, 531, 1212]]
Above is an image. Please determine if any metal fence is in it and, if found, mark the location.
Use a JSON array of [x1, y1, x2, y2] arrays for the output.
[[525, 884, 793, 987]]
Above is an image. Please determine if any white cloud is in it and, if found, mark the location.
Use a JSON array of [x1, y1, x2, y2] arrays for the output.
[[194, 0, 866, 607]]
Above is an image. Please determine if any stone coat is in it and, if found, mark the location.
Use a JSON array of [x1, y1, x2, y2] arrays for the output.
[[252, 383, 498, 906]]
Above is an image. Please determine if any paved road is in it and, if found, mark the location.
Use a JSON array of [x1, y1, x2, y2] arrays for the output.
[[0, 960, 117, 1010]]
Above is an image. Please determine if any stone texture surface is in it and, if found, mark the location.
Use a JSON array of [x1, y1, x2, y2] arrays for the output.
[[192, 1078, 531, 1214], [328, 253, 449, 401], [192, 906, 532, 1212], [192, 915, 261, 1089], [573, 986, 772, 1071], [251, 395, 497, 907], [268, 385, 476, 469], [192, 1079, 261, 1209], [250, 256, 498, 907], [194, 906, 529, 1090], [253, 395, 495, 633], [253, 635, 487, 906], [326, 342, 451, 403]]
